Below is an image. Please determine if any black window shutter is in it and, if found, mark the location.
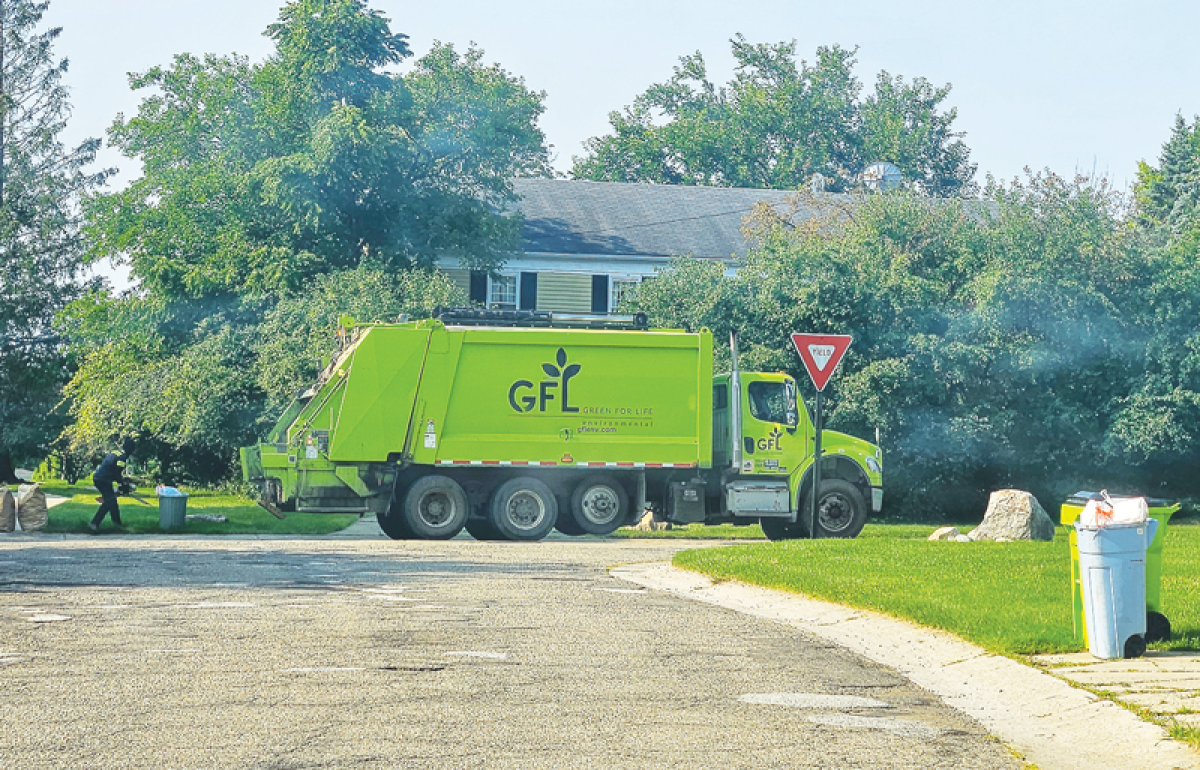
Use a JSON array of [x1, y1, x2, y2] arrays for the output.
[[519, 272, 538, 310], [469, 271, 487, 304], [591, 275, 609, 314]]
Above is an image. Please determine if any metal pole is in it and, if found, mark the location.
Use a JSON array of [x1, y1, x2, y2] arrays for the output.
[[811, 388, 822, 538]]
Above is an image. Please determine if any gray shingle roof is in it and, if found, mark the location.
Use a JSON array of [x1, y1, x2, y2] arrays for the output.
[[510, 178, 800, 260]]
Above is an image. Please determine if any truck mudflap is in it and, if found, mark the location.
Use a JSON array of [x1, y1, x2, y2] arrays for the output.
[[240, 444, 287, 519], [871, 487, 883, 513]]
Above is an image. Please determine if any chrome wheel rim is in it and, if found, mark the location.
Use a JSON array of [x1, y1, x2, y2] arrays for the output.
[[418, 492, 455, 528], [818, 493, 854, 533], [505, 490, 546, 530], [579, 485, 620, 526]]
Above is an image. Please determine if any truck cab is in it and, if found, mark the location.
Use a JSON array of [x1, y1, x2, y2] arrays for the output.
[[708, 372, 882, 539]]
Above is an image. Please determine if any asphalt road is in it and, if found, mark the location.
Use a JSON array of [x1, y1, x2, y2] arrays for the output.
[[0, 537, 1019, 769]]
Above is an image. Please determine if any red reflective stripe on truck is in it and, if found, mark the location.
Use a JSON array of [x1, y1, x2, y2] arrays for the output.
[[436, 460, 559, 467]]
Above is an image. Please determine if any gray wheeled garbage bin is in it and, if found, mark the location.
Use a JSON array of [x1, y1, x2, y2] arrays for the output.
[[1075, 519, 1158, 659], [158, 492, 189, 531]]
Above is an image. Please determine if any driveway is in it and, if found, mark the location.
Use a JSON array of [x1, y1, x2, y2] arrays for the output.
[[0, 537, 1017, 769]]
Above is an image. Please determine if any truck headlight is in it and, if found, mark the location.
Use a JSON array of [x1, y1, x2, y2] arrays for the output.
[[865, 456, 882, 474]]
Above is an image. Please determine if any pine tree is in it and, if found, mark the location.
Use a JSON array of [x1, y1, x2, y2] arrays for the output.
[[0, 0, 109, 481], [1138, 114, 1200, 226]]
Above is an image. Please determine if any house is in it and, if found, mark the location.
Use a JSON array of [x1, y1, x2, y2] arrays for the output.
[[439, 178, 800, 314]]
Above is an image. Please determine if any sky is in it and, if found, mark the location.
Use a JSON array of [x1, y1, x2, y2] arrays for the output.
[[42, 0, 1200, 288]]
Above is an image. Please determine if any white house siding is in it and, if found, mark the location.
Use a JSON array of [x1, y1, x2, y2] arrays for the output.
[[442, 268, 472, 297], [535, 272, 592, 313]]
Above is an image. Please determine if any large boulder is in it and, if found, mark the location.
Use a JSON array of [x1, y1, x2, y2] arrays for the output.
[[0, 485, 14, 532], [969, 489, 1055, 542]]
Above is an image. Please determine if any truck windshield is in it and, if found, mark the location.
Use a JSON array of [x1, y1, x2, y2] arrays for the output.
[[748, 381, 799, 427]]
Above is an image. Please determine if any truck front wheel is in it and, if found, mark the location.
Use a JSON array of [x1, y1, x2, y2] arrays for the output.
[[566, 475, 629, 536], [809, 479, 868, 539], [760, 517, 806, 541], [402, 476, 469, 540], [488, 477, 557, 541]]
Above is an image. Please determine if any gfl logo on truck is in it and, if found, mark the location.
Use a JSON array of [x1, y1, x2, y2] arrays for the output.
[[509, 348, 581, 413]]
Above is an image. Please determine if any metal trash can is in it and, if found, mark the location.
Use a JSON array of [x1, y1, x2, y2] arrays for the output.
[[158, 493, 189, 531], [1062, 492, 1179, 644], [1075, 518, 1158, 659]]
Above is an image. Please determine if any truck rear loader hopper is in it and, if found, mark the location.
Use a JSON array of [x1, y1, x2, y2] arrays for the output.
[[241, 309, 883, 541]]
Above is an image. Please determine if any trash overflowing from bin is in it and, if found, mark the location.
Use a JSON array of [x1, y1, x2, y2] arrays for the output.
[[1062, 491, 1179, 652], [1066, 490, 1169, 660], [156, 486, 189, 531]]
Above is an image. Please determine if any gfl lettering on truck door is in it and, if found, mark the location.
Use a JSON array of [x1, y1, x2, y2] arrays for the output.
[[508, 348, 582, 413]]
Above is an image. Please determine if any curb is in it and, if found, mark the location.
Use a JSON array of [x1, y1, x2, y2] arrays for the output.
[[612, 562, 1200, 770]]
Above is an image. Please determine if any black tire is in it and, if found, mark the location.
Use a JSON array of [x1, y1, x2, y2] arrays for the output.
[[1146, 611, 1172, 644], [401, 476, 468, 539], [488, 477, 558, 541], [1124, 634, 1147, 659], [554, 494, 585, 536], [464, 517, 504, 541], [377, 508, 413, 540], [760, 517, 808, 542], [566, 475, 629, 536], [800, 479, 868, 539]]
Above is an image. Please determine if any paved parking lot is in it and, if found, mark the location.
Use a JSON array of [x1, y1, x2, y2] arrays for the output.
[[0, 536, 1018, 769]]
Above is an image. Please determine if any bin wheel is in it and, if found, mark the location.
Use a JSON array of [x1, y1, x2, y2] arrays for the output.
[[1146, 611, 1171, 644], [1124, 634, 1147, 659], [488, 477, 557, 541]]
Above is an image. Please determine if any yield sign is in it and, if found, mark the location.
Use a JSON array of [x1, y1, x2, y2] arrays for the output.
[[791, 333, 853, 392]]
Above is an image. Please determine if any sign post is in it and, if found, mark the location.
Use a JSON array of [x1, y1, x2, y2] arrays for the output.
[[790, 334, 853, 538]]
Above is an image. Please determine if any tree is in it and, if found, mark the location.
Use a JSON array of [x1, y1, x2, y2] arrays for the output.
[[1135, 114, 1200, 231], [625, 174, 1170, 520], [62, 0, 542, 481], [85, 0, 550, 301], [571, 36, 976, 196], [0, 0, 109, 482]]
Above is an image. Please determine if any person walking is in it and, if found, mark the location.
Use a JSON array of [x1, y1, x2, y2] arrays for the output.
[[89, 438, 135, 533]]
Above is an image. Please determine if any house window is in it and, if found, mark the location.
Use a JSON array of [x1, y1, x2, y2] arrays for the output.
[[488, 274, 517, 309], [610, 278, 640, 312]]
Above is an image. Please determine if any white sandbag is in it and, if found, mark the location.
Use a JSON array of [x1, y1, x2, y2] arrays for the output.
[[16, 483, 48, 531], [0, 485, 14, 532]]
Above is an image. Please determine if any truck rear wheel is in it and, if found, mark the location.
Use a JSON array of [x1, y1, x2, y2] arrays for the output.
[[402, 476, 469, 539], [566, 475, 629, 535], [377, 509, 413, 540], [465, 517, 504, 541], [808, 479, 868, 539], [488, 477, 557, 541]]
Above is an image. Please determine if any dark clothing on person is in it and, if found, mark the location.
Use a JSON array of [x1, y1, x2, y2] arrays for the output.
[[92, 480, 121, 527], [94, 451, 129, 484], [91, 450, 130, 528]]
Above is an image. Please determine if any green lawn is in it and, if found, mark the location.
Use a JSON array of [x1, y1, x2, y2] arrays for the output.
[[31, 482, 359, 536], [673, 520, 1200, 656]]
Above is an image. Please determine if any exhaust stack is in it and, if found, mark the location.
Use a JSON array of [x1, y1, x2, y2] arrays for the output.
[[730, 331, 743, 472]]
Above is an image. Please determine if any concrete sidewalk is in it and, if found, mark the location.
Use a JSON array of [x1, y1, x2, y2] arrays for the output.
[[614, 561, 1200, 770]]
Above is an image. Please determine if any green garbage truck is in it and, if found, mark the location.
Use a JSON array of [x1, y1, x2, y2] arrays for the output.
[[240, 309, 882, 541]]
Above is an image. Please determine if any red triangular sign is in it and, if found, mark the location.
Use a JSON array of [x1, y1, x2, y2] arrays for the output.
[[791, 333, 853, 392]]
